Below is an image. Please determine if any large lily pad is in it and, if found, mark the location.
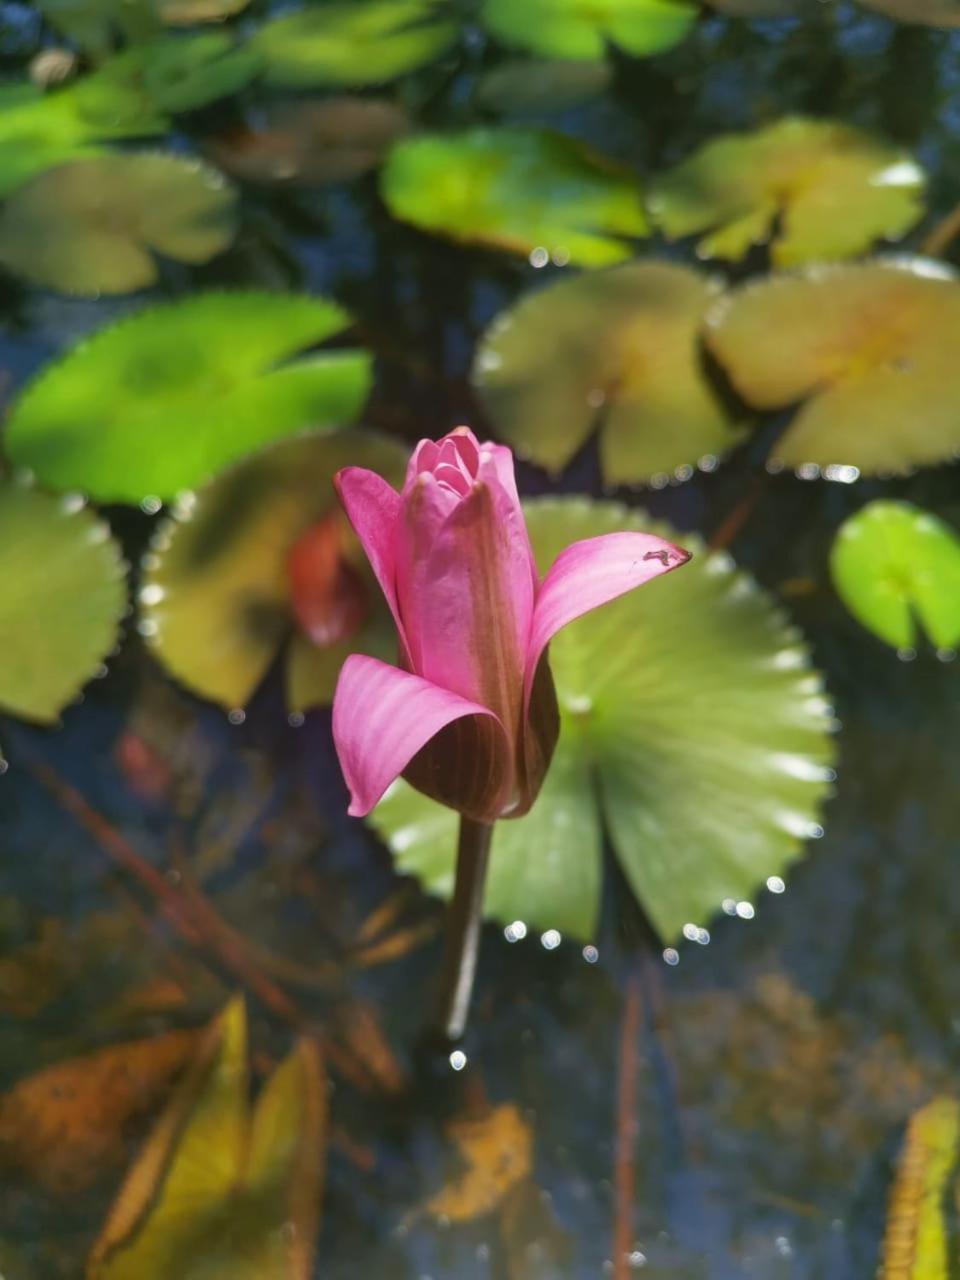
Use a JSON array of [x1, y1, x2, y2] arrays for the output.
[[474, 58, 612, 114], [5, 292, 371, 504], [648, 117, 925, 266], [703, 258, 960, 476], [140, 430, 407, 712], [203, 97, 409, 186], [480, 0, 697, 61], [35, 0, 160, 55], [0, 477, 126, 736], [472, 260, 744, 484], [0, 153, 237, 295], [88, 997, 325, 1280], [830, 501, 960, 652], [251, 0, 457, 89], [381, 127, 648, 266], [371, 499, 835, 942]]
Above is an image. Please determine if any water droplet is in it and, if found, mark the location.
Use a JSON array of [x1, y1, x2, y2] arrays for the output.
[[529, 246, 549, 268], [228, 708, 246, 725], [139, 583, 164, 606], [140, 495, 162, 515], [766, 875, 786, 894], [287, 711, 305, 727], [735, 901, 755, 920], [582, 944, 599, 963], [897, 646, 917, 662], [0, 760, 9, 776], [541, 928, 561, 950], [136, 618, 158, 638], [937, 647, 957, 663], [59, 492, 85, 514], [695, 928, 710, 945], [721, 897, 737, 915], [796, 462, 820, 481], [663, 948, 680, 966], [627, 1251, 647, 1269], [823, 463, 859, 484], [504, 920, 527, 942], [682, 922, 699, 941], [449, 1049, 467, 1071]]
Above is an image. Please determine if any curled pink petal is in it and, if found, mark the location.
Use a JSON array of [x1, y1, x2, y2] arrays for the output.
[[334, 466, 405, 647], [332, 655, 505, 817], [524, 532, 691, 710]]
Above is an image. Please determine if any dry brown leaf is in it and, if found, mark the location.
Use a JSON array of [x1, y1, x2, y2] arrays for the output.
[[427, 1103, 533, 1223], [0, 1027, 200, 1193]]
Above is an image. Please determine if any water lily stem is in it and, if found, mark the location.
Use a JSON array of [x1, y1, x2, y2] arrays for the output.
[[433, 817, 493, 1042]]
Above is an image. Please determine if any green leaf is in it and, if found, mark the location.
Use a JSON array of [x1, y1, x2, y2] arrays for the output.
[[381, 127, 648, 267], [88, 997, 325, 1280], [648, 117, 925, 266], [161, 0, 251, 24], [830, 501, 960, 653], [0, 477, 125, 733], [703, 258, 960, 477], [140, 430, 408, 712], [879, 1097, 960, 1280], [5, 292, 372, 503], [371, 498, 835, 943], [90, 33, 261, 116], [474, 58, 611, 114], [251, 0, 457, 89], [473, 261, 744, 484], [480, 0, 697, 61], [35, 0, 161, 56], [0, 153, 237, 295]]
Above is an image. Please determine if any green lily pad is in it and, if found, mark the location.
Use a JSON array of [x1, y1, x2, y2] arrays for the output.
[[89, 33, 261, 116], [0, 477, 125, 737], [381, 127, 648, 266], [0, 152, 237, 296], [830, 501, 960, 652], [859, 0, 960, 23], [161, 0, 251, 24], [140, 430, 407, 712], [371, 498, 835, 943], [203, 97, 410, 186], [35, 0, 160, 55], [5, 292, 372, 503], [480, 0, 697, 61], [88, 997, 325, 1280], [473, 260, 744, 484], [475, 58, 611, 113], [251, 0, 457, 89], [703, 258, 960, 476], [648, 117, 925, 266]]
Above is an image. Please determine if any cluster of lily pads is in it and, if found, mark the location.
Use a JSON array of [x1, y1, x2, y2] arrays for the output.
[[2, 0, 960, 950]]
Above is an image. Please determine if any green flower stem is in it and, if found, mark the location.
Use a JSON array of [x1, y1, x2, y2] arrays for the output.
[[432, 816, 493, 1042]]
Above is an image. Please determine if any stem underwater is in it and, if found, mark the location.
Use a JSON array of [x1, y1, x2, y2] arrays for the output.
[[431, 816, 493, 1043]]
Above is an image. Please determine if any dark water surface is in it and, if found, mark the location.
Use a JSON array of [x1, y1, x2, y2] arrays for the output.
[[2, 2, 960, 1276]]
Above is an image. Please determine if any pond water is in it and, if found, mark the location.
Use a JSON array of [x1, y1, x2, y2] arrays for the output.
[[1, 1, 960, 1277]]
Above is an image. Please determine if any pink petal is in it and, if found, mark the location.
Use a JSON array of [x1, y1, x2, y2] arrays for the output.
[[332, 655, 506, 817], [334, 466, 405, 647], [524, 532, 691, 709]]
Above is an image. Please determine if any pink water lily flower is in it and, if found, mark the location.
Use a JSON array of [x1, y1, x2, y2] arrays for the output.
[[332, 427, 690, 824]]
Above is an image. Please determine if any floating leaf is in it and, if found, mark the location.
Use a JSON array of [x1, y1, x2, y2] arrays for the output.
[[473, 260, 744, 484], [35, 0, 160, 55], [87, 33, 260, 119], [6, 291, 372, 503], [474, 58, 611, 113], [0, 479, 126, 734], [381, 127, 647, 266], [0, 153, 237, 295], [161, 0, 251, 24], [426, 1104, 533, 1223], [372, 498, 835, 942], [203, 97, 409, 186], [251, 0, 457, 89], [480, 0, 697, 60], [0, 1028, 200, 1195], [648, 117, 925, 266], [859, 0, 960, 23], [140, 430, 407, 711], [88, 997, 325, 1280], [830, 501, 960, 653], [704, 258, 960, 476], [879, 1096, 960, 1279]]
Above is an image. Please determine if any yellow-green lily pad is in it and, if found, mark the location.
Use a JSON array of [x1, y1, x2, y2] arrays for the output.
[[878, 1097, 960, 1280], [0, 152, 236, 296], [648, 117, 925, 266], [704, 258, 960, 476], [479, 0, 697, 60], [830, 501, 960, 652], [251, 0, 457, 89], [473, 260, 744, 484], [140, 430, 407, 713], [5, 292, 372, 503], [381, 126, 648, 266], [0, 477, 125, 738], [88, 997, 325, 1280], [371, 498, 835, 942]]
